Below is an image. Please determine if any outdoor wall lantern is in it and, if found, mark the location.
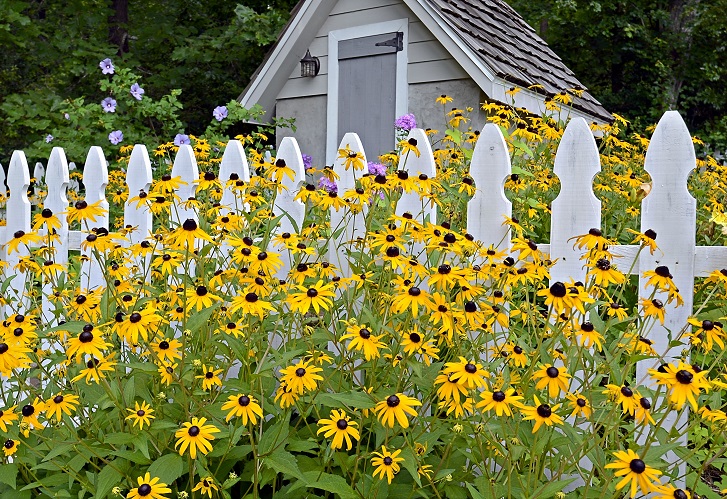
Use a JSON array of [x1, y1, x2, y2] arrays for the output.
[[300, 49, 320, 77]]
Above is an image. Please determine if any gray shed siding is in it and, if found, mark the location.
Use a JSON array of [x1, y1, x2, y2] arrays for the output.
[[276, 0, 467, 100]]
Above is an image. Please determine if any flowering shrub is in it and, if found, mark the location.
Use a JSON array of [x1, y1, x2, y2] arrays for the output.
[[1, 94, 727, 499]]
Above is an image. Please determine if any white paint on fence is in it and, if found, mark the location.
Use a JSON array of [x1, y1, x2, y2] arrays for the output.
[[124, 145, 153, 246]]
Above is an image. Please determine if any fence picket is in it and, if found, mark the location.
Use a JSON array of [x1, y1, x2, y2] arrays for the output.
[[80, 147, 109, 290], [170, 144, 200, 227], [273, 137, 306, 237], [396, 128, 436, 223], [4, 151, 32, 311], [124, 145, 153, 247], [219, 139, 250, 214], [550, 118, 601, 283]]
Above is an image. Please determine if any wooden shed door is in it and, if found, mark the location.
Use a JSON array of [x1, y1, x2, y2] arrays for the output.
[[337, 32, 402, 160]]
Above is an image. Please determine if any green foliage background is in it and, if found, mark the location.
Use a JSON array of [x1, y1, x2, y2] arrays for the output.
[[1, 0, 726, 162]]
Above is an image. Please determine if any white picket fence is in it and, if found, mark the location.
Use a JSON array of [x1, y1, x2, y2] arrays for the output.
[[2, 110, 727, 485]]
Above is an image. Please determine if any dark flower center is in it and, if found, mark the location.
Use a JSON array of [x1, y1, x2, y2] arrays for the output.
[[702, 320, 714, 331], [336, 419, 348, 430], [137, 410, 145, 417], [238, 395, 251, 407], [655, 266, 671, 277], [676, 370, 693, 384], [0, 343, 8, 355], [386, 247, 399, 257], [621, 386, 633, 397], [295, 368, 306, 377], [205, 371, 214, 379], [640, 398, 651, 410], [652, 299, 664, 309], [79, 331, 94, 343], [76, 295, 87, 304], [387, 395, 400, 407], [53, 395, 64, 404], [384, 457, 393, 466], [359, 328, 371, 339], [183, 219, 198, 231], [549, 282, 566, 298], [138, 483, 152, 496], [513, 346, 523, 354], [673, 489, 688, 499], [546, 367, 559, 378], [129, 312, 142, 323], [246, 292, 258, 303], [576, 398, 587, 407], [408, 286, 421, 296], [588, 228, 602, 236], [196, 286, 208, 296], [464, 363, 477, 374], [159, 341, 170, 350], [536, 405, 552, 418], [307, 288, 318, 298], [644, 229, 657, 240], [4, 440, 14, 449], [409, 332, 421, 343], [596, 258, 611, 270], [629, 459, 646, 473], [188, 425, 200, 437], [580, 322, 594, 332], [492, 391, 506, 402], [22, 405, 34, 417], [464, 301, 477, 313]]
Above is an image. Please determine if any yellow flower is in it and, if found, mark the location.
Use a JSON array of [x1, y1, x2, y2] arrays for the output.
[[125, 401, 155, 429], [174, 417, 220, 459], [221, 394, 263, 424], [339, 323, 386, 360], [374, 393, 421, 428], [605, 449, 662, 498], [126, 473, 171, 499], [317, 409, 360, 450], [476, 388, 523, 416], [648, 361, 710, 410], [371, 446, 404, 484], [3, 439, 19, 457], [192, 477, 219, 498], [279, 360, 324, 395], [519, 396, 563, 433], [44, 393, 80, 422], [196, 365, 223, 391]]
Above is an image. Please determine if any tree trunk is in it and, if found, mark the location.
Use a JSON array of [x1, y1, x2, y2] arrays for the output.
[[109, 0, 129, 56]]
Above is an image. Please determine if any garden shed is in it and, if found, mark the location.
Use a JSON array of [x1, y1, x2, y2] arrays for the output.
[[238, 0, 612, 166]]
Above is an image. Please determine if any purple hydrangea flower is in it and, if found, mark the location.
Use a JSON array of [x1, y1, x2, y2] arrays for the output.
[[108, 130, 124, 145], [213, 106, 228, 122], [130, 83, 145, 101], [101, 97, 117, 113], [367, 161, 387, 176], [174, 134, 190, 146], [317, 176, 338, 194], [45, 134, 54, 143], [395, 113, 417, 130], [302, 154, 313, 170], [99, 58, 115, 75]]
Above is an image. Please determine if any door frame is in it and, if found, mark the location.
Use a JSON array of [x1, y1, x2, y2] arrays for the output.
[[326, 18, 409, 165]]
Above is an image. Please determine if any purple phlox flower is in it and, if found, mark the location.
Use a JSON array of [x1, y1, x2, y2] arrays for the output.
[[395, 113, 417, 131], [213, 106, 228, 122], [174, 134, 190, 146], [45, 134, 54, 143], [99, 58, 115, 75], [108, 130, 124, 145], [64, 113, 70, 120], [101, 97, 117, 113], [367, 161, 387, 176], [302, 154, 313, 170], [130, 83, 145, 101], [317, 176, 338, 194]]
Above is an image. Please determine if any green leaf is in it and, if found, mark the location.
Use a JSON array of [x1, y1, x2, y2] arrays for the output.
[[0, 463, 18, 489], [258, 418, 289, 456], [42, 442, 77, 462], [186, 303, 221, 333], [316, 390, 375, 410], [526, 478, 578, 499], [264, 450, 305, 481], [147, 453, 184, 485], [466, 483, 485, 499], [95, 464, 123, 499], [301, 471, 357, 499], [104, 433, 136, 446]]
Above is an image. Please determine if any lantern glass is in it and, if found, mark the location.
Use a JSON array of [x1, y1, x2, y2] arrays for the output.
[[300, 50, 320, 77]]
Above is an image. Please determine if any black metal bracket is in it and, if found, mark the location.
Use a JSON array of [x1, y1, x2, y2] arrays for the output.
[[375, 32, 403, 52]]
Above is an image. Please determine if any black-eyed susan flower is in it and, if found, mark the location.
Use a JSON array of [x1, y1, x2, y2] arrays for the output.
[[588, 258, 626, 287], [520, 396, 563, 433], [573, 228, 610, 251], [126, 401, 155, 429], [166, 219, 214, 250], [371, 446, 404, 484], [228, 292, 276, 319], [337, 146, 365, 171], [279, 360, 323, 395], [536, 281, 569, 314], [71, 353, 117, 384], [158, 362, 177, 386], [127, 472, 171, 499], [4, 230, 43, 254], [186, 285, 222, 313], [67, 200, 105, 225], [0, 341, 32, 375], [0, 405, 18, 432], [565, 392, 592, 418], [443, 357, 488, 389], [20, 398, 45, 436], [604, 384, 641, 416], [274, 382, 298, 409], [574, 321, 604, 351], [686, 318, 725, 352], [287, 280, 336, 314], [339, 323, 386, 361], [605, 449, 662, 498], [316, 409, 360, 451], [653, 484, 691, 499], [221, 394, 263, 425], [634, 397, 656, 426], [117, 307, 163, 344], [196, 365, 223, 391], [375, 393, 421, 428], [648, 361, 711, 410], [627, 228, 658, 254], [174, 417, 220, 459], [32, 208, 63, 232], [532, 364, 571, 398], [390, 285, 435, 318], [3, 439, 19, 457], [44, 393, 80, 422], [192, 477, 219, 498], [150, 337, 182, 363], [434, 373, 469, 404], [66, 324, 110, 362], [643, 266, 677, 292], [476, 388, 523, 416], [641, 298, 666, 324]]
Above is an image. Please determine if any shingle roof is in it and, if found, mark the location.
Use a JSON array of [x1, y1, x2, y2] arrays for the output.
[[423, 0, 612, 122]]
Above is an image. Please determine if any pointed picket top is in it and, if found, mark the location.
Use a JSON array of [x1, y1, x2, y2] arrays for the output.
[[80, 147, 109, 291], [170, 144, 200, 225], [124, 144, 153, 245], [329, 133, 367, 276], [219, 140, 250, 213], [5, 150, 31, 240], [33, 162, 45, 182], [549, 118, 601, 283], [0, 162, 6, 194], [468, 123, 512, 252], [44, 147, 70, 263], [273, 137, 306, 235], [637, 111, 697, 373], [396, 128, 436, 224]]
